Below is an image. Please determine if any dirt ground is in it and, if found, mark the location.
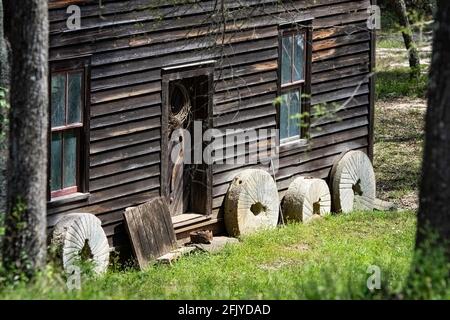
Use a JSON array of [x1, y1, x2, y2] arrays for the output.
[[373, 32, 431, 211], [374, 98, 426, 210]]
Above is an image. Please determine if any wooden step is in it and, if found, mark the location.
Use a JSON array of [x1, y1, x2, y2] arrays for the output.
[[172, 213, 211, 229]]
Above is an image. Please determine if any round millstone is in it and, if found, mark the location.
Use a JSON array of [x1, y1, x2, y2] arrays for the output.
[[282, 177, 331, 223], [51, 213, 110, 274], [224, 169, 280, 237], [331, 150, 376, 213]]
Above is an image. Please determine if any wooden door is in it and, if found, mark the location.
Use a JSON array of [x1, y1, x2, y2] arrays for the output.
[[168, 128, 190, 216], [167, 82, 192, 216]]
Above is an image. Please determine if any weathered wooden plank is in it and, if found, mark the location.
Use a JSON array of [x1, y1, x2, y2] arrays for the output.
[[124, 197, 177, 269], [90, 93, 161, 117], [90, 152, 160, 179], [214, 81, 277, 104], [90, 117, 160, 142], [214, 104, 276, 127], [313, 22, 368, 40], [215, 60, 278, 81], [91, 106, 161, 129], [47, 189, 160, 223], [311, 115, 369, 138], [215, 70, 278, 93], [312, 84, 369, 105], [313, 42, 370, 62], [90, 176, 160, 204], [312, 65, 370, 85], [90, 128, 160, 154], [90, 140, 160, 167], [312, 74, 370, 95], [91, 69, 161, 92], [90, 164, 160, 192], [91, 81, 161, 104], [312, 52, 370, 73], [214, 92, 277, 116], [313, 31, 370, 52]]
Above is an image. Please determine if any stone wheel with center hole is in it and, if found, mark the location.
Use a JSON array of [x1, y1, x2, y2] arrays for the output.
[[224, 169, 279, 237], [282, 177, 331, 223], [50, 213, 110, 274], [331, 150, 376, 213]]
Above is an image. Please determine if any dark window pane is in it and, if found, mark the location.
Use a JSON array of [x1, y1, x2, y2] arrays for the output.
[[281, 36, 293, 85], [51, 133, 62, 191], [293, 34, 305, 82], [68, 72, 82, 124], [289, 89, 301, 138], [63, 130, 77, 188], [51, 74, 66, 127], [279, 93, 290, 140]]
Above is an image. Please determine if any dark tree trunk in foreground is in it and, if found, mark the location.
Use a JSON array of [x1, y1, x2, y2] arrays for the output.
[[2, 0, 48, 278], [0, 0, 11, 222], [393, 0, 421, 77], [417, 1, 450, 260]]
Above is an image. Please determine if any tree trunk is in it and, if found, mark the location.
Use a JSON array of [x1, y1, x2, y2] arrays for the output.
[[393, 0, 421, 77], [0, 0, 11, 229], [417, 0, 450, 260], [2, 0, 48, 279]]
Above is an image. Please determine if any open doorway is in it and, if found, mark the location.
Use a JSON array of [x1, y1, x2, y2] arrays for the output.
[[161, 62, 214, 219]]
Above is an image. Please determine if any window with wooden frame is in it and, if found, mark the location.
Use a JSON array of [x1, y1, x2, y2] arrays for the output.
[[49, 58, 90, 200], [278, 21, 312, 147]]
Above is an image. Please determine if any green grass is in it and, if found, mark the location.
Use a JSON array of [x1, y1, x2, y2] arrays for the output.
[[1, 211, 431, 300], [377, 38, 404, 49], [376, 67, 428, 100]]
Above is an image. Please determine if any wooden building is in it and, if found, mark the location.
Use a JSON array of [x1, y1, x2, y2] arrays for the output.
[[47, 0, 376, 254]]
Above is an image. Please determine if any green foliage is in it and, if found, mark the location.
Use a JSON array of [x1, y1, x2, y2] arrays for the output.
[[311, 102, 343, 123], [0, 198, 36, 283], [376, 67, 428, 100], [0, 88, 7, 108], [9, 198, 27, 232], [380, 9, 401, 34], [377, 2, 434, 49], [404, 233, 449, 299], [378, 0, 435, 23], [405, 0, 435, 18]]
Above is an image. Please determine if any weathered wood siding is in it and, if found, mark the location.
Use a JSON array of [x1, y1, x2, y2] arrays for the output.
[[47, 0, 375, 251]]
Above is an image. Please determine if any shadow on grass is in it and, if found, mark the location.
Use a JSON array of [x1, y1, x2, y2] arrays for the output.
[[374, 109, 425, 144], [376, 68, 428, 100], [374, 96, 425, 203]]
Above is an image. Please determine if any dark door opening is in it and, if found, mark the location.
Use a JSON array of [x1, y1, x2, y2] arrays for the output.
[[161, 62, 214, 218]]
